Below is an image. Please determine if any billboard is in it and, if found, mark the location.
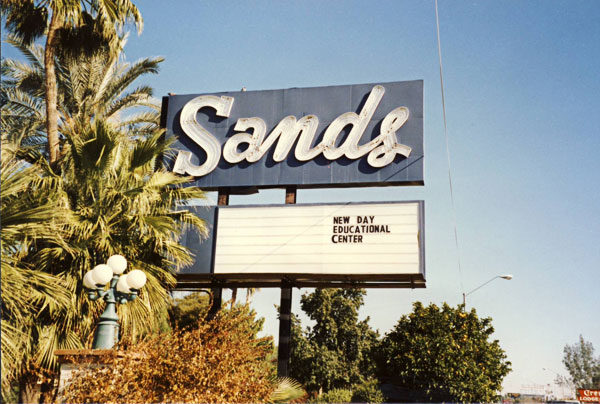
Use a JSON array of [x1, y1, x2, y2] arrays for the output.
[[579, 390, 600, 403], [163, 81, 424, 190], [177, 201, 425, 288]]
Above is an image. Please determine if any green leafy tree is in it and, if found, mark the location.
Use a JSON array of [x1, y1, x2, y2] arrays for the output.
[[289, 289, 379, 393], [1, 0, 143, 166], [227, 303, 270, 343], [377, 302, 511, 403], [168, 291, 211, 331], [563, 335, 600, 389], [167, 292, 268, 344], [350, 378, 386, 403]]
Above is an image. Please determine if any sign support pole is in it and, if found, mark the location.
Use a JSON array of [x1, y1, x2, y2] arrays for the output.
[[208, 188, 229, 320], [277, 186, 296, 377]]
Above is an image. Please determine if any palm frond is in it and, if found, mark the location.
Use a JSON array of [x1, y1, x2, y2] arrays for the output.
[[1, 87, 44, 118], [103, 85, 154, 118], [90, 50, 119, 104], [0, 151, 74, 394], [0, 1, 48, 46], [116, 110, 160, 129], [3, 35, 42, 71], [128, 129, 166, 169], [100, 57, 163, 107], [268, 377, 307, 403]]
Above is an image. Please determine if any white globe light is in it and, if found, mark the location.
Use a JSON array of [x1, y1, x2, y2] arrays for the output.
[[83, 271, 96, 289], [91, 264, 113, 286], [107, 254, 127, 275], [116, 274, 131, 293], [126, 270, 147, 290]]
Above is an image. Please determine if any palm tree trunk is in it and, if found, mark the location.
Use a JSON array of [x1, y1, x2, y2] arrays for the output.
[[245, 288, 257, 305], [44, 11, 63, 166], [19, 372, 41, 404], [231, 288, 238, 309], [40, 374, 60, 404]]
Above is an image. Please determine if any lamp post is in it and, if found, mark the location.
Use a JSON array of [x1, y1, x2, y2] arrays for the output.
[[83, 255, 147, 349], [462, 274, 512, 307]]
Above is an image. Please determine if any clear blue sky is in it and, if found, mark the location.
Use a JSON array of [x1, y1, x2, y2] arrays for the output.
[[4, 0, 599, 395]]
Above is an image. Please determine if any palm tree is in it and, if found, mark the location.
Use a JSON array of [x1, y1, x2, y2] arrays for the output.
[[2, 33, 206, 402], [1, 34, 162, 158], [0, 142, 71, 402], [2, 119, 208, 402], [1, 0, 143, 166], [53, 118, 207, 343]]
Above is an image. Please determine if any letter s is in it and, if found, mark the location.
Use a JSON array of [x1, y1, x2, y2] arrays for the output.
[[367, 107, 411, 168], [173, 95, 234, 177]]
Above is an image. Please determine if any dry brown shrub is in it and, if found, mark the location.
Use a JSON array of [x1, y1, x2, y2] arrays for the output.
[[61, 308, 275, 403]]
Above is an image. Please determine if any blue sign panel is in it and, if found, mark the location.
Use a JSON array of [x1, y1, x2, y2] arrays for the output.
[[164, 81, 423, 190]]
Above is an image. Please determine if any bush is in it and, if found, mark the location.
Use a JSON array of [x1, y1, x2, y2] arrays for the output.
[[313, 388, 353, 403], [351, 378, 386, 403], [61, 308, 275, 403], [167, 291, 211, 330]]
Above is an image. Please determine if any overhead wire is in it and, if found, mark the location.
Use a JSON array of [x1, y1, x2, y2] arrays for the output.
[[435, 0, 465, 294]]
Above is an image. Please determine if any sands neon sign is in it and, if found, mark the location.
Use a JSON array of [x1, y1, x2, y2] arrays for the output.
[[173, 85, 412, 177]]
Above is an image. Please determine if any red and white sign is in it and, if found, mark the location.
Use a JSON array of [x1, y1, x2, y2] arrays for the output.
[[578, 389, 600, 403]]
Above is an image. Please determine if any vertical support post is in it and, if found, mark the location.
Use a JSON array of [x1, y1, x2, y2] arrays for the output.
[[208, 188, 229, 320], [277, 282, 293, 377], [217, 188, 230, 206], [285, 186, 297, 204], [208, 288, 223, 321], [278, 185, 297, 377]]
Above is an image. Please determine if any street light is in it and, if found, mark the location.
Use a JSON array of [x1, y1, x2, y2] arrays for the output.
[[462, 274, 513, 307], [83, 255, 147, 349]]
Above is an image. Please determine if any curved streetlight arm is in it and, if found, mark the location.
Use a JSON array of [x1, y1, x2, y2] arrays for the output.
[[465, 276, 502, 297], [463, 275, 512, 306]]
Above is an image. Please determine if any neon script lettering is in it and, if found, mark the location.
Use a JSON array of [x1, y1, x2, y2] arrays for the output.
[[173, 85, 412, 177]]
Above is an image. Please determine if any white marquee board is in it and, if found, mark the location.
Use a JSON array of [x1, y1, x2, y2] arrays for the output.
[[213, 201, 425, 277]]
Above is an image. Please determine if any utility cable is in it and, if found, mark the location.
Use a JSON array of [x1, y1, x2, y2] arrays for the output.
[[435, 0, 464, 294]]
